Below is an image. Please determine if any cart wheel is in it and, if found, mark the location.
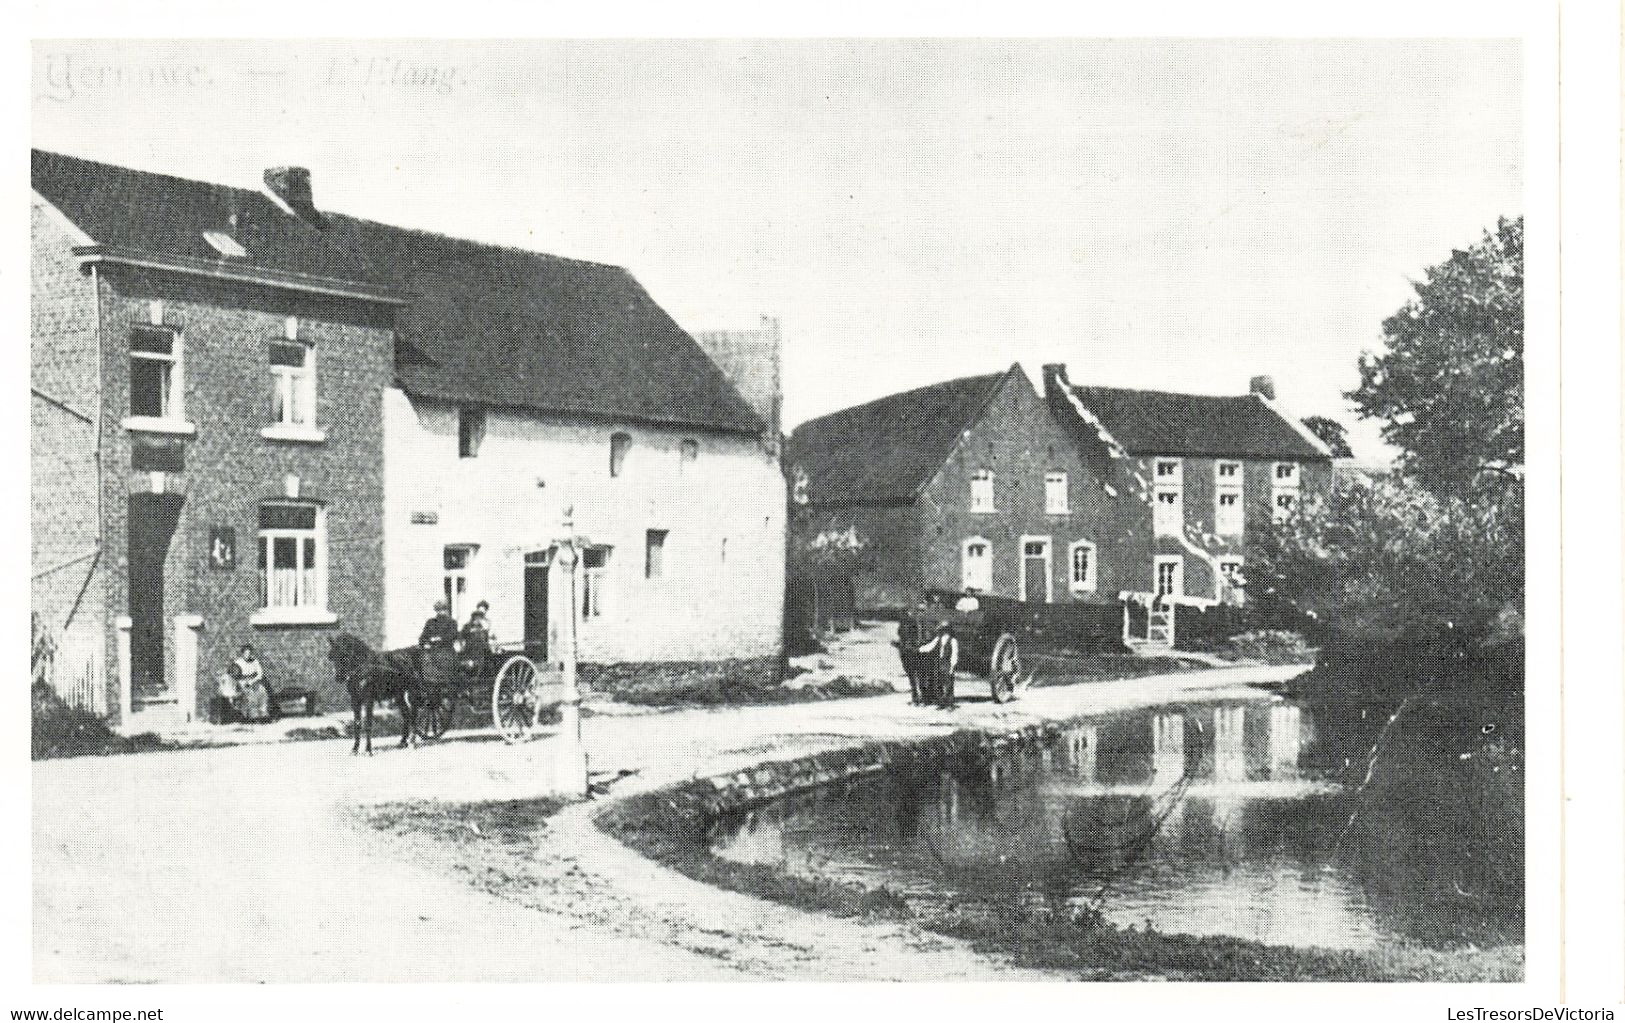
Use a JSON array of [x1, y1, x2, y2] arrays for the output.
[[989, 633, 1021, 703], [416, 691, 452, 740], [492, 656, 539, 744]]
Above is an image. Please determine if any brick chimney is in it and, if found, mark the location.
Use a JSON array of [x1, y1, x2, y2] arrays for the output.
[[693, 315, 783, 439], [1249, 375, 1276, 401], [264, 166, 324, 226]]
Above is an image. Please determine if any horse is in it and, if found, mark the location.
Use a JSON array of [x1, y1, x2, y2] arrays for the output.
[[327, 633, 423, 755]]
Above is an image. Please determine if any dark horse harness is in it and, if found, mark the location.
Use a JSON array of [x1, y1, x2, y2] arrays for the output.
[[329, 633, 427, 755]]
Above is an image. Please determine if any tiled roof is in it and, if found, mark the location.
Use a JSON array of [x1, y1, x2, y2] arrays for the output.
[[30, 149, 383, 288], [1050, 375, 1330, 460], [786, 368, 1014, 507], [322, 215, 764, 433], [32, 149, 765, 435]]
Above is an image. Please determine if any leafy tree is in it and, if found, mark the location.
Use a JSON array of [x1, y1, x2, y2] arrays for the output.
[[1300, 415, 1354, 458], [1348, 216, 1523, 500]]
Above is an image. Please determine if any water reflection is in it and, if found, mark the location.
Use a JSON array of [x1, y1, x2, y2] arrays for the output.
[[710, 694, 1523, 953]]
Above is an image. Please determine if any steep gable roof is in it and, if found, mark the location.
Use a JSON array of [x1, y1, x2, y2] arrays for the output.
[[30, 149, 384, 288], [32, 149, 764, 435], [1049, 372, 1330, 460], [786, 367, 1015, 507], [321, 215, 763, 433]]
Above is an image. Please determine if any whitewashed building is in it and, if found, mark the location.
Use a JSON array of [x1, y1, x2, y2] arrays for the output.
[[324, 212, 788, 682]]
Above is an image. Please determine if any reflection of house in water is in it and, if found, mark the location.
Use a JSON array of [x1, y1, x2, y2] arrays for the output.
[[1213, 705, 1248, 783], [1267, 703, 1302, 779], [1061, 724, 1097, 783], [1152, 712, 1185, 787]]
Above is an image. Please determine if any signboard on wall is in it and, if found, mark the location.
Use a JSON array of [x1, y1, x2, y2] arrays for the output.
[[208, 527, 236, 570]]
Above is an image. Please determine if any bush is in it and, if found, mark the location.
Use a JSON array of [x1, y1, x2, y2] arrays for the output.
[[31, 683, 162, 760]]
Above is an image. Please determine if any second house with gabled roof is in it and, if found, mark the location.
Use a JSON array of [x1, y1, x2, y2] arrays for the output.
[[786, 364, 1140, 616]]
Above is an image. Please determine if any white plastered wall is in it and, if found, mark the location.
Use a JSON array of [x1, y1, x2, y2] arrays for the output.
[[383, 389, 786, 664]]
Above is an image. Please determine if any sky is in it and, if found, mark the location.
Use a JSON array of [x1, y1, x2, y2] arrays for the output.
[[31, 38, 1522, 460]]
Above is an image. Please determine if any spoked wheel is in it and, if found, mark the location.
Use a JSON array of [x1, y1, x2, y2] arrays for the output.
[[415, 690, 453, 740], [492, 656, 540, 744], [989, 633, 1021, 704]]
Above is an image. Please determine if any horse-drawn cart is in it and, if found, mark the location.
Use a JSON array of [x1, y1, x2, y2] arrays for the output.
[[417, 642, 564, 744], [896, 590, 1028, 704], [331, 633, 564, 753]]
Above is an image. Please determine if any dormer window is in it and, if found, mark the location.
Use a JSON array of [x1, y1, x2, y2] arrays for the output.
[[202, 231, 248, 259], [458, 406, 486, 458]]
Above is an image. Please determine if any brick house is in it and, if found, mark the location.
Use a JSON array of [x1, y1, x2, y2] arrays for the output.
[[32, 149, 787, 722], [31, 149, 401, 726], [1041, 363, 1333, 638], [786, 364, 1138, 617], [786, 361, 1332, 646]]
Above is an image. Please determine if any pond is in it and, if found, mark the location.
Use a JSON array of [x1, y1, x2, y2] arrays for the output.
[[709, 692, 1523, 953]]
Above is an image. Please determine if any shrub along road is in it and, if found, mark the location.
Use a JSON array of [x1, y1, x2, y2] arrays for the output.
[[33, 664, 1302, 983]]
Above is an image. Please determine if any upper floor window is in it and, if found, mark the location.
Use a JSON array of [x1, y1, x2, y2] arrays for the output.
[[1272, 461, 1301, 524], [610, 432, 632, 477], [1069, 539, 1098, 593], [645, 529, 668, 579], [1154, 488, 1183, 535], [458, 406, 486, 458], [130, 326, 183, 421], [269, 340, 316, 428], [970, 469, 996, 513], [1044, 471, 1069, 514], [258, 502, 326, 613], [1216, 461, 1244, 535], [1154, 458, 1183, 483], [961, 537, 992, 592]]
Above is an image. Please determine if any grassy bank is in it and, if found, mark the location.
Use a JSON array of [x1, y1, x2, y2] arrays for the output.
[[595, 777, 1519, 982]]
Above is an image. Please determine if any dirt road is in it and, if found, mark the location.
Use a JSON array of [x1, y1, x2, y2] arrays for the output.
[[34, 664, 1304, 982]]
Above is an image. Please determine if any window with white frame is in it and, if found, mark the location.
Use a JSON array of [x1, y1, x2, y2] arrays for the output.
[[258, 503, 326, 612], [1152, 459, 1183, 535], [1154, 555, 1184, 598], [130, 326, 183, 421], [970, 469, 995, 513], [1069, 539, 1097, 593], [1218, 556, 1246, 602], [269, 339, 316, 428], [582, 546, 609, 618], [1044, 471, 1069, 514], [442, 545, 478, 619], [1216, 461, 1244, 535], [961, 537, 992, 592], [1272, 462, 1301, 523]]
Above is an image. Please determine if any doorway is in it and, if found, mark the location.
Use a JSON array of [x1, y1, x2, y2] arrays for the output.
[[523, 554, 549, 660], [127, 493, 183, 709], [1020, 537, 1052, 603]]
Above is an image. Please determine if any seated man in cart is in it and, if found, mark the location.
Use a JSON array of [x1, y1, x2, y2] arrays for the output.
[[458, 600, 494, 675], [418, 598, 460, 694]]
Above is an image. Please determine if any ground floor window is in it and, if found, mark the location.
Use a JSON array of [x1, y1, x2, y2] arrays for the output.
[[1154, 555, 1184, 599], [443, 544, 478, 619], [258, 503, 326, 610], [582, 546, 609, 618], [1218, 557, 1246, 602], [962, 537, 992, 592], [1069, 539, 1097, 593]]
